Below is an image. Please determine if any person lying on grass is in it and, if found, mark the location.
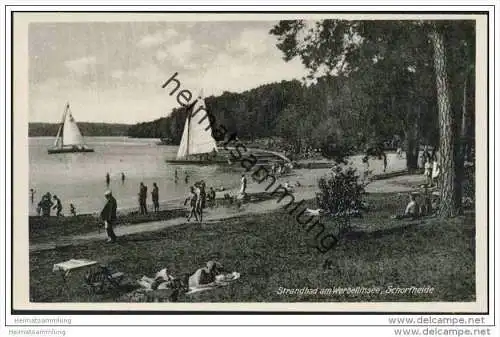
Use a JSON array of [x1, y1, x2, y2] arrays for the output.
[[139, 268, 176, 290], [391, 193, 420, 220], [188, 261, 226, 289]]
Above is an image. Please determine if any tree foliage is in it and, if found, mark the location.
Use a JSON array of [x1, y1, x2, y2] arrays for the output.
[[271, 19, 476, 217]]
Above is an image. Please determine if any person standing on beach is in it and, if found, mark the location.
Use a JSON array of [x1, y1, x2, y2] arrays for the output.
[[362, 156, 370, 178], [121, 172, 125, 184], [100, 190, 117, 243], [240, 174, 247, 195], [52, 195, 63, 216], [383, 153, 388, 173], [38, 193, 52, 216], [420, 147, 427, 169], [431, 159, 440, 188], [70, 203, 77, 217], [30, 188, 35, 204], [184, 186, 199, 222], [139, 182, 148, 215], [106, 173, 110, 186], [196, 181, 207, 222], [42, 193, 53, 216], [424, 157, 432, 186], [396, 147, 403, 159], [152, 183, 160, 213], [207, 187, 216, 207], [174, 169, 178, 184], [185, 172, 189, 184]]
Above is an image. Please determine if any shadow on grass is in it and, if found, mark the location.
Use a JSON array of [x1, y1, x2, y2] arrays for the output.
[[29, 192, 476, 303]]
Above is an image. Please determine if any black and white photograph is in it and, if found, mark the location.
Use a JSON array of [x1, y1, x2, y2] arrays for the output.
[[6, 9, 492, 317]]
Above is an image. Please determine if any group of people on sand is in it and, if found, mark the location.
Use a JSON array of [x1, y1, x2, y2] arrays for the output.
[[183, 176, 233, 222], [184, 180, 209, 222], [33, 189, 76, 217], [137, 182, 160, 215]]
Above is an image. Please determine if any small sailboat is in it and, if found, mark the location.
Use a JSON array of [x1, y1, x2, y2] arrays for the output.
[[47, 103, 94, 154], [165, 93, 225, 164]]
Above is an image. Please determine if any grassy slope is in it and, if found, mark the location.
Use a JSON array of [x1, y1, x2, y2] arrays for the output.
[[29, 209, 187, 244], [29, 193, 475, 303], [29, 192, 280, 244]]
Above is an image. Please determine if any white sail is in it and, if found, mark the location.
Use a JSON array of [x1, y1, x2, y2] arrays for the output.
[[53, 107, 67, 147], [177, 114, 191, 158], [176, 94, 218, 159], [62, 106, 84, 146]]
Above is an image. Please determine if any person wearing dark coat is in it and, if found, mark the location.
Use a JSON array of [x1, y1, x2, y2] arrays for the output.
[[100, 190, 118, 243]]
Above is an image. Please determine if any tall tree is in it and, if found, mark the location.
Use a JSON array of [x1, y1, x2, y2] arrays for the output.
[[429, 24, 458, 217], [271, 19, 475, 218]]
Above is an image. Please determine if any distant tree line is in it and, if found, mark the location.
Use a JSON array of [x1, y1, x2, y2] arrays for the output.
[[127, 74, 452, 157], [29, 122, 131, 137]]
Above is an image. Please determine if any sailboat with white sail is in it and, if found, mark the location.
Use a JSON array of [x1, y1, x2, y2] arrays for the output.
[[165, 93, 225, 164], [47, 103, 94, 154]]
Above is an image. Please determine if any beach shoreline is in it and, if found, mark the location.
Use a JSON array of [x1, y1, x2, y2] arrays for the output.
[[29, 164, 421, 252], [30, 151, 411, 218]]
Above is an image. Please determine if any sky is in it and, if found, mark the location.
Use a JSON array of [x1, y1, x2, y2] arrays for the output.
[[29, 21, 308, 124]]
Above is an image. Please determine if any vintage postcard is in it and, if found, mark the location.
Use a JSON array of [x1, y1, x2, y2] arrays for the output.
[[9, 10, 490, 314]]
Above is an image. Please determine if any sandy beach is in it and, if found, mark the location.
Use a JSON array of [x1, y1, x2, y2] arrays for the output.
[[29, 152, 424, 252]]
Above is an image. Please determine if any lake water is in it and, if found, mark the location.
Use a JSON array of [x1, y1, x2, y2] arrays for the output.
[[29, 137, 407, 216], [29, 137, 245, 215]]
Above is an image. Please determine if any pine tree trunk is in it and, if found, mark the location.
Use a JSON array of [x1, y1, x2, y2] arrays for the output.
[[430, 26, 460, 218], [462, 75, 468, 158], [453, 72, 468, 214]]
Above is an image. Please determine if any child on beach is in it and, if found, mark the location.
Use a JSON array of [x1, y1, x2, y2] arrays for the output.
[[52, 195, 63, 216], [70, 203, 77, 216], [424, 158, 432, 186]]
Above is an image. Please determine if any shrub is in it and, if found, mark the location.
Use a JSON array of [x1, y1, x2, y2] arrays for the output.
[[316, 165, 366, 234]]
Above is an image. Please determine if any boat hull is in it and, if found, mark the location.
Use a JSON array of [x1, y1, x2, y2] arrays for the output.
[[165, 158, 228, 165], [48, 147, 94, 154]]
